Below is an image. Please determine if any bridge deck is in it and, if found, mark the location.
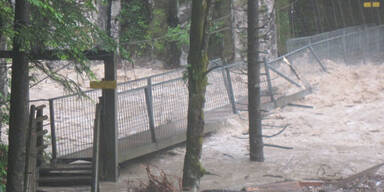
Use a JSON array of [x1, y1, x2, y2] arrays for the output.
[[59, 88, 310, 163]]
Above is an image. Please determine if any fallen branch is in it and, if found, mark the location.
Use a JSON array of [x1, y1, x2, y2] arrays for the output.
[[264, 143, 293, 150], [287, 103, 314, 109], [262, 124, 289, 138]]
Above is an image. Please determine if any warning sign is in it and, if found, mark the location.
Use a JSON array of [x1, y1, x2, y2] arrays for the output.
[[90, 80, 117, 89], [364, 1, 380, 7]]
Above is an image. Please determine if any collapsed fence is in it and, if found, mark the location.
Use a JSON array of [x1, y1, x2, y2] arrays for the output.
[[47, 24, 384, 162], [287, 24, 384, 65]]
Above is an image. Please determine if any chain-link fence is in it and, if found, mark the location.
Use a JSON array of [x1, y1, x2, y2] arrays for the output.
[[47, 24, 384, 161], [287, 24, 384, 66], [286, 24, 374, 52]]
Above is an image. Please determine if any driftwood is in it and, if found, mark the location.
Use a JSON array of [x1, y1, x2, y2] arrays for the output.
[[330, 163, 384, 189], [24, 105, 48, 192], [204, 163, 384, 192]]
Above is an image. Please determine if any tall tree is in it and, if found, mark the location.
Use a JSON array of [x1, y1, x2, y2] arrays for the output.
[[6, 0, 30, 191], [182, 0, 211, 191], [248, 0, 264, 162]]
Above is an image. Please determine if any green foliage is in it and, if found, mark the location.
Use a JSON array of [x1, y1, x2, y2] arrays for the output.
[[166, 24, 190, 48], [0, 1, 14, 41], [276, 0, 292, 54], [0, 0, 116, 94], [0, 144, 7, 192], [150, 9, 167, 36], [119, 0, 151, 58], [147, 9, 167, 54], [209, 20, 225, 40], [0, 93, 10, 126], [120, 1, 189, 60]]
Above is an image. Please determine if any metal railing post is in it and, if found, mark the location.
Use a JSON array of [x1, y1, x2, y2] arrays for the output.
[[309, 46, 327, 72], [376, 27, 380, 57], [267, 63, 302, 88], [327, 32, 330, 59], [48, 99, 57, 161], [360, 27, 367, 65], [223, 68, 237, 114], [145, 78, 157, 143], [380, 26, 384, 53], [342, 29, 347, 64], [263, 58, 276, 107]]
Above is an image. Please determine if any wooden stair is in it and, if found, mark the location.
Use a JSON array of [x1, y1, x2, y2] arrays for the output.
[[38, 162, 93, 186]]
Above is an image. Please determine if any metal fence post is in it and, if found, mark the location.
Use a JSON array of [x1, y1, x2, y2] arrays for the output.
[[145, 78, 157, 143], [327, 32, 330, 59], [380, 26, 384, 53], [376, 27, 380, 57], [342, 29, 347, 64], [309, 46, 327, 72], [48, 99, 57, 161], [223, 68, 237, 114], [263, 58, 276, 107], [360, 27, 366, 65]]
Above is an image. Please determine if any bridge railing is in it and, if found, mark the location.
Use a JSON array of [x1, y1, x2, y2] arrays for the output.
[[47, 24, 384, 161]]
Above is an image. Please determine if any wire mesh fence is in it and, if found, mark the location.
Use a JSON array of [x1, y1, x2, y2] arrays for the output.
[[288, 24, 384, 66], [47, 24, 384, 160], [286, 24, 372, 53]]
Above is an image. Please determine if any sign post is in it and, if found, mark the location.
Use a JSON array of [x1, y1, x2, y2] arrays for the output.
[[90, 57, 118, 182]]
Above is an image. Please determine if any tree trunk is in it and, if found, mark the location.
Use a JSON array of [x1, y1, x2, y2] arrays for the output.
[[182, 0, 211, 191], [6, 0, 30, 191], [96, 0, 108, 32], [248, 0, 264, 162]]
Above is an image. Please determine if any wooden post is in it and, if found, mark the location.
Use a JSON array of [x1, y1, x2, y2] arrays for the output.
[[92, 102, 102, 192], [24, 105, 47, 192], [24, 105, 36, 192], [48, 99, 58, 161], [36, 106, 44, 167], [101, 56, 118, 181], [99, 0, 118, 181], [35, 105, 47, 192]]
